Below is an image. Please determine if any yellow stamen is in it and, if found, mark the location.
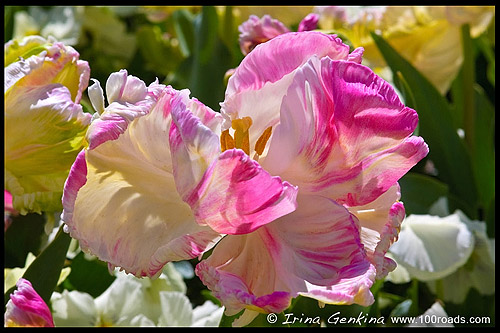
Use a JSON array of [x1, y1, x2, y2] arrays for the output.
[[231, 117, 253, 155], [254, 126, 272, 156], [220, 129, 235, 152]]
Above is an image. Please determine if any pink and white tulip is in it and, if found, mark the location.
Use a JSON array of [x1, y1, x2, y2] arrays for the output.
[[4, 36, 91, 215], [192, 31, 428, 320], [63, 31, 428, 323], [61, 70, 296, 278]]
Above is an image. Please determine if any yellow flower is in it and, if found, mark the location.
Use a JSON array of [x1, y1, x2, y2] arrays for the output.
[[4, 36, 91, 215], [315, 6, 495, 94]]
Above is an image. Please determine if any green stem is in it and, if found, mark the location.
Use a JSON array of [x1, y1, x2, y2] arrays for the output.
[[435, 279, 445, 301]]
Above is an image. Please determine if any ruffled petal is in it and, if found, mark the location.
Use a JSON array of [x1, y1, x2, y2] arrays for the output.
[[348, 184, 405, 279], [168, 91, 223, 200], [262, 56, 428, 206], [50, 290, 98, 327], [5, 84, 91, 214], [196, 195, 375, 314], [85, 72, 163, 150], [222, 31, 354, 145], [299, 263, 377, 306], [183, 149, 298, 235], [157, 292, 193, 326], [62, 85, 221, 277], [196, 257, 292, 316], [226, 31, 350, 96], [170, 94, 298, 235], [4, 35, 49, 67], [5, 278, 54, 327], [5, 38, 90, 103], [105, 69, 148, 105], [298, 13, 320, 32], [88, 78, 105, 114], [263, 195, 368, 287]]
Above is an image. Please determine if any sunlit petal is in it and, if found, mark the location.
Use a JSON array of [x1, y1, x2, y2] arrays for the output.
[[62, 82, 221, 277], [262, 56, 428, 206]]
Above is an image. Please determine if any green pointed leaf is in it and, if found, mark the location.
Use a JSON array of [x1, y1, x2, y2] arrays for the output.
[[194, 6, 218, 65], [392, 71, 418, 136], [184, 6, 233, 110], [171, 9, 195, 58], [371, 32, 478, 216], [4, 213, 46, 268], [471, 85, 495, 234], [398, 172, 449, 215], [64, 252, 116, 298], [460, 24, 477, 155], [5, 225, 71, 306]]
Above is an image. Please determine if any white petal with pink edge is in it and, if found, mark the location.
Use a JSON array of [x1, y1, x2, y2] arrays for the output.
[[62, 85, 222, 278]]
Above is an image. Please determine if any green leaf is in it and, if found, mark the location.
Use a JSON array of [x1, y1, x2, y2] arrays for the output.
[[398, 172, 449, 215], [193, 6, 218, 65], [4, 213, 46, 268], [392, 71, 418, 136], [136, 25, 183, 77], [471, 84, 495, 235], [476, 33, 495, 88], [371, 32, 478, 216], [182, 6, 233, 110], [460, 24, 476, 152], [64, 252, 116, 298], [5, 225, 71, 307], [171, 9, 195, 58], [248, 312, 292, 327]]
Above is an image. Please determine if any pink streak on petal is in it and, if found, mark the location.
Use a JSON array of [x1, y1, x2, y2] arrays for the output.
[[5, 278, 54, 327], [187, 149, 298, 235], [300, 263, 377, 306], [227, 31, 350, 96], [265, 56, 428, 206], [61, 149, 87, 228], [195, 260, 292, 315]]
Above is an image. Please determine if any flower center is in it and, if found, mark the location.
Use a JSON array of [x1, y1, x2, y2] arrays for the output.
[[220, 117, 273, 160]]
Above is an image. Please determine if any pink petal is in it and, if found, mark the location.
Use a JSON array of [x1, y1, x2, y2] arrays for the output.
[[221, 31, 364, 160], [196, 195, 375, 314], [349, 184, 405, 279], [226, 31, 351, 97], [188, 149, 298, 235], [238, 15, 290, 55], [105, 69, 148, 105], [5, 278, 54, 327], [300, 263, 377, 306], [262, 56, 428, 206], [170, 97, 298, 235], [196, 242, 293, 316], [298, 13, 320, 32]]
